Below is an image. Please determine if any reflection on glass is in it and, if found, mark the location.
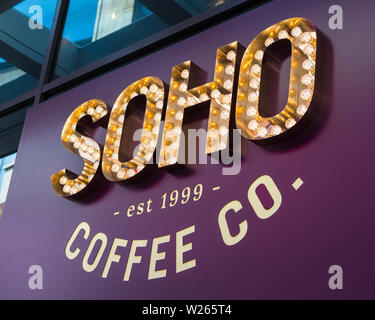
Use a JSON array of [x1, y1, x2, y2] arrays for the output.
[[55, 0, 233, 78], [0, 58, 26, 86], [0, 153, 16, 219], [0, 0, 57, 105], [14, 0, 57, 29]]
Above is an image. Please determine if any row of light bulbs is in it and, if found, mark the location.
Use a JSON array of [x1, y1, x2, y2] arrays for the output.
[[238, 18, 317, 140]]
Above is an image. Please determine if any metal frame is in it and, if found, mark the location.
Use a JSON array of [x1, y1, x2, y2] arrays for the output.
[[34, 0, 70, 104], [0, 0, 270, 155]]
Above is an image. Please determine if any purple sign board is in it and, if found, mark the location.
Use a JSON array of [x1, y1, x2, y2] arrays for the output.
[[0, 0, 374, 299]]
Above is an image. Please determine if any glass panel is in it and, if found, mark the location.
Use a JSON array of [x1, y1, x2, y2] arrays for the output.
[[0, 153, 17, 220], [55, 0, 233, 78], [0, 0, 57, 105], [0, 108, 27, 158]]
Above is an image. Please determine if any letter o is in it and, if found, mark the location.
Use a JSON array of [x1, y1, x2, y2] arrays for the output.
[[82, 232, 108, 272], [236, 17, 318, 140], [248, 175, 282, 219]]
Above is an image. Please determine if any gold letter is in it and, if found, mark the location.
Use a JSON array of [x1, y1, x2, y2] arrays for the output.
[[236, 18, 317, 139], [159, 42, 242, 167], [103, 77, 165, 181], [51, 99, 107, 197]]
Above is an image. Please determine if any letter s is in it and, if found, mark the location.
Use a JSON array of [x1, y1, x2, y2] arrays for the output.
[[51, 99, 107, 198]]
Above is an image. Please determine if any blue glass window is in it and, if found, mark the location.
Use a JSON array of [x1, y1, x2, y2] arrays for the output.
[[0, 153, 17, 218], [0, 0, 57, 104], [55, 0, 233, 78]]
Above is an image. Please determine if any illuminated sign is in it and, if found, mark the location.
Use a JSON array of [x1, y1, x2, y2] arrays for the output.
[[51, 17, 318, 198]]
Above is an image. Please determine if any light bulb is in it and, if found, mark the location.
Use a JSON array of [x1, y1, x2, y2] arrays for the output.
[[175, 111, 183, 121], [149, 84, 158, 93], [248, 119, 258, 131], [69, 135, 77, 143], [63, 184, 71, 194], [126, 170, 135, 178], [221, 94, 231, 105], [223, 79, 233, 90], [264, 37, 275, 47], [140, 86, 149, 95], [251, 64, 261, 75], [246, 106, 257, 118], [257, 126, 267, 137], [181, 69, 189, 79], [219, 126, 228, 136], [226, 50, 236, 61], [301, 74, 314, 86], [80, 144, 88, 152], [111, 163, 120, 173], [118, 114, 125, 123], [302, 59, 314, 71], [270, 125, 282, 136], [130, 91, 138, 99], [177, 97, 186, 107], [291, 26, 302, 38], [225, 65, 235, 76], [59, 176, 68, 185], [220, 110, 230, 120], [285, 118, 296, 128], [249, 78, 259, 89], [96, 106, 103, 114], [278, 30, 289, 39], [199, 93, 209, 101], [156, 100, 163, 109], [187, 97, 197, 106], [248, 92, 258, 103], [304, 44, 315, 56], [300, 88, 312, 100], [154, 112, 161, 121], [179, 83, 187, 92], [301, 32, 312, 43], [117, 170, 125, 179], [297, 104, 307, 116], [211, 89, 221, 99], [255, 50, 264, 61], [173, 127, 182, 135]]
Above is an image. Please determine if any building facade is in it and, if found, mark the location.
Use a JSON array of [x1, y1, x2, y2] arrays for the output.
[[0, 0, 375, 300]]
